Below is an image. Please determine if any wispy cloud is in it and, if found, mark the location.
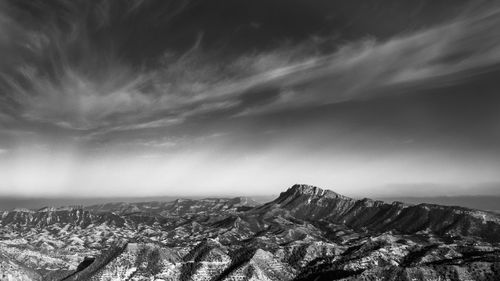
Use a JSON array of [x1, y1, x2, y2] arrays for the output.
[[129, 4, 500, 127], [1, 0, 500, 141], [233, 5, 500, 115]]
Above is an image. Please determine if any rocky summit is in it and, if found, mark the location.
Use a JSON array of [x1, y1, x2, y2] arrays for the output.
[[0, 184, 499, 281]]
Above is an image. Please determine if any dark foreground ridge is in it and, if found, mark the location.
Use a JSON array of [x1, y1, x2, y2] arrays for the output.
[[0, 184, 499, 280]]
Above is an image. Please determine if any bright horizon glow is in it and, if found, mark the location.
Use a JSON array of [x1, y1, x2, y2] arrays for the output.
[[1, 140, 499, 198]]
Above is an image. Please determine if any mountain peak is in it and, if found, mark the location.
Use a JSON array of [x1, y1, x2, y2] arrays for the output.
[[286, 184, 345, 198], [267, 184, 350, 208]]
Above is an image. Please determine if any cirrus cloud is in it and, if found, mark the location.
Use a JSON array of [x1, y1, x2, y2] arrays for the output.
[[1, 0, 499, 140]]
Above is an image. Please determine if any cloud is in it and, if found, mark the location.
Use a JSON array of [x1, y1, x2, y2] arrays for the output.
[[234, 5, 500, 115], [1, 0, 500, 141], [0, 0, 194, 131], [110, 2, 500, 131]]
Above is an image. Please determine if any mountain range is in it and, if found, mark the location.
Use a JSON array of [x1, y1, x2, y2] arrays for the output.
[[0, 184, 499, 280]]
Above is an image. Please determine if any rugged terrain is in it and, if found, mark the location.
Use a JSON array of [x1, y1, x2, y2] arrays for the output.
[[0, 184, 499, 281]]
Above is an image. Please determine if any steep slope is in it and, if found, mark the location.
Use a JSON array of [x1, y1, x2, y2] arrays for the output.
[[59, 241, 129, 281], [294, 233, 500, 281], [63, 233, 500, 281], [180, 239, 232, 281], [260, 184, 500, 242], [0, 252, 42, 281], [217, 248, 295, 281], [61, 240, 297, 281]]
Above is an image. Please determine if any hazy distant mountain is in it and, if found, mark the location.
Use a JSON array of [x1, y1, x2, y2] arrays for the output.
[[378, 196, 500, 214], [0, 196, 271, 211], [0, 184, 499, 280]]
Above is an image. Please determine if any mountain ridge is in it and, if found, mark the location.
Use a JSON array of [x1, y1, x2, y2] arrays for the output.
[[262, 184, 500, 243], [0, 184, 499, 281]]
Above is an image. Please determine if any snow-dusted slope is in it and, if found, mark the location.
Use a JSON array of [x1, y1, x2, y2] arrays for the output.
[[0, 186, 499, 281]]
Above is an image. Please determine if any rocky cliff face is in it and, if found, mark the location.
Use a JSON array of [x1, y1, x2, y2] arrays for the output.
[[0, 185, 499, 281], [264, 184, 500, 243]]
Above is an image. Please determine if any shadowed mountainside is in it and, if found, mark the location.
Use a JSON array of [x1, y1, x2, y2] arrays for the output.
[[259, 184, 500, 243]]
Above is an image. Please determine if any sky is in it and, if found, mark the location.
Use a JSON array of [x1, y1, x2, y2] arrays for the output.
[[0, 0, 500, 198]]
